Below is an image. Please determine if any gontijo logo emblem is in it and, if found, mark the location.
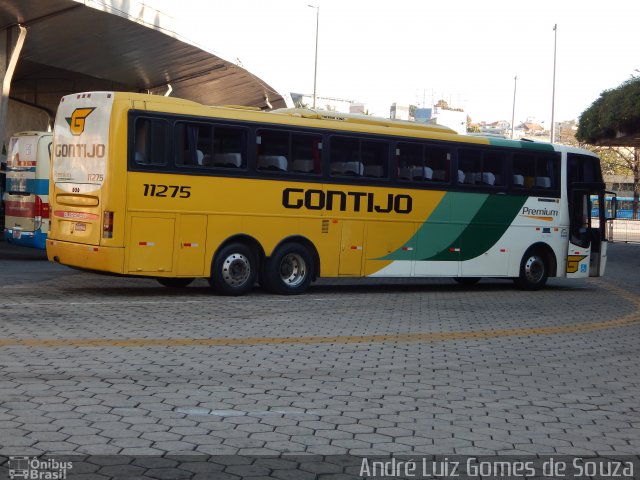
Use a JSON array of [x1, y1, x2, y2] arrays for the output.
[[65, 107, 95, 136]]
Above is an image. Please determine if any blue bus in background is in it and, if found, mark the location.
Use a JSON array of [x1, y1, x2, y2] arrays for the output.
[[591, 195, 635, 220], [3, 132, 52, 249]]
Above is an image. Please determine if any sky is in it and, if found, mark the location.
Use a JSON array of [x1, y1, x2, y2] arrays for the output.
[[145, 0, 639, 125]]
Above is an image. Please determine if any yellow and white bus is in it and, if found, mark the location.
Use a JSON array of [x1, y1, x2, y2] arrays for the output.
[[47, 91, 614, 295]]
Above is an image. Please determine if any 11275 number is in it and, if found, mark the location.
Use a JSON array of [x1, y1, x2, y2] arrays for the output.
[[143, 184, 191, 198]]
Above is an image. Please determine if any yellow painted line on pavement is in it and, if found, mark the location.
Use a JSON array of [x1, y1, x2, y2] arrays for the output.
[[0, 282, 638, 349]]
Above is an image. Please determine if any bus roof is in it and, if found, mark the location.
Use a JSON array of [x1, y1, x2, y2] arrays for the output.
[[270, 108, 458, 135], [77, 92, 597, 156]]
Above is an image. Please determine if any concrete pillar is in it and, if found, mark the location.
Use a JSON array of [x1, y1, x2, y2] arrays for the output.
[[0, 25, 27, 154]]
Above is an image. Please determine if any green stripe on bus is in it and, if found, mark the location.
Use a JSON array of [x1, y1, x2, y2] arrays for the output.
[[453, 194, 528, 261], [380, 192, 487, 261], [486, 137, 556, 152]]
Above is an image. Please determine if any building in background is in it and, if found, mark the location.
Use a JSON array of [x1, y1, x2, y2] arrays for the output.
[[414, 108, 433, 124], [390, 103, 412, 121], [429, 106, 467, 135], [390, 103, 467, 134], [480, 120, 511, 136]]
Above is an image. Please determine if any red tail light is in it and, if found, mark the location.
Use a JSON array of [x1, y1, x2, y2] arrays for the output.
[[103, 211, 114, 238], [34, 196, 43, 229]]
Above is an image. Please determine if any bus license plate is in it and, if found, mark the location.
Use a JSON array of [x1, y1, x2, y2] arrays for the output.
[[75, 223, 86, 231]]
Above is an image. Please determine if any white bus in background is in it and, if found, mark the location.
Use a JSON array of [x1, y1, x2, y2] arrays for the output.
[[3, 131, 52, 249]]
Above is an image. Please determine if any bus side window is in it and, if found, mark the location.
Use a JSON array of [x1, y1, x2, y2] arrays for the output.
[[257, 129, 289, 172], [212, 126, 247, 169], [535, 154, 559, 189], [291, 133, 322, 174], [396, 142, 422, 180], [175, 123, 212, 167], [134, 118, 168, 166], [458, 149, 482, 185], [513, 153, 534, 189], [483, 152, 505, 186], [134, 119, 149, 164], [330, 136, 361, 176], [362, 140, 388, 178], [426, 146, 450, 183]]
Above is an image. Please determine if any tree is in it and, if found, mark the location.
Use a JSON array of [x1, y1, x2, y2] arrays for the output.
[[577, 77, 640, 219], [598, 147, 639, 219], [408, 104, 417, 120], [466, 116, 480, 133], [576, 78, 640, 144]]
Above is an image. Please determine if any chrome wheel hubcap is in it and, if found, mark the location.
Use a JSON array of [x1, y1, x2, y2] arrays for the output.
[[222, 253, 251, 287], [279, 253, 306, 287], [524, 255, 545, 284]]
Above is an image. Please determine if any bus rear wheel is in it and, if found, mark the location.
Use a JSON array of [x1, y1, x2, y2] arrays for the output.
[[157, 277, 194, 288], [514, 249, 548, 290], [262, 243, 313, 295], [210, 243, 257, 296]]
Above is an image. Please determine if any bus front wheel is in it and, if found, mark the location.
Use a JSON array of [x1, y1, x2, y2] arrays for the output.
[[157, 277, 194, 288], [210, 243, 257, 296], [514, 249, 548, 290], [262, 243, 313, 295]]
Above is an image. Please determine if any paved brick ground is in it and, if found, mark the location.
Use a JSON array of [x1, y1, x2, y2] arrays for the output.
[[0, 241, 639, 477]]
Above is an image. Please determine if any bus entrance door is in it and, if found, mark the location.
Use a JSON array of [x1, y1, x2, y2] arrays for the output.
[[589, 191, 616, 277], [567, 189, 609, 278]]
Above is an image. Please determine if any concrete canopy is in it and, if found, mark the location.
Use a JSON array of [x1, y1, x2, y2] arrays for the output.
[[0, 0, 286, 145]]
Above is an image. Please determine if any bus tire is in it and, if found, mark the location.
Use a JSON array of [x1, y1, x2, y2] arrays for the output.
[[157, 277, 194, 288], [210, 243, 257, 296], [454, 277, 481, 286], [514, 248, 548, 290], [263, 243, 313, 295]]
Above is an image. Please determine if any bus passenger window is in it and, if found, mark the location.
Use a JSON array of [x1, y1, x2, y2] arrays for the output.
[[396, 143, 450, 183], [330, 136, 362, 176], [483, 152, 505, 186], [458, 149, 504, 187], [396, 142, 422, 180], [212, 126, 247, 168], [425, 146, 450, 182], [134, 119, 148, 164], [361, 140, 388, 178], [175, 123, 212, 167], [458, 149, 481, 184], [535, 154, 559, 189], [291, 134, 322, 174], [513, 153, 559, 190], [257, 129, 289, 171], [513, 154, 534, 188], [133, 117, 168, 166]]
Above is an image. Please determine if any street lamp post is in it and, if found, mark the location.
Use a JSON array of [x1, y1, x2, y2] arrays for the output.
[[308, 5, 319, 109], [550, 24, 557, 143], [511, 75, 517, 139]]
